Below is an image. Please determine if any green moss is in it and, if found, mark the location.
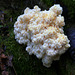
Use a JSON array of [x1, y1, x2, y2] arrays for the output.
[[3, 28, 57, 75], [62, 0, 75, 19]]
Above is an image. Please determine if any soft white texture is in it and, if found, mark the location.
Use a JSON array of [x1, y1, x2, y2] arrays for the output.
[[14, 4, 70, 67]]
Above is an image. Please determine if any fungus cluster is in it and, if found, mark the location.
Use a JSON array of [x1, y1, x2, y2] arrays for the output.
[[14, 4, 70, 67]]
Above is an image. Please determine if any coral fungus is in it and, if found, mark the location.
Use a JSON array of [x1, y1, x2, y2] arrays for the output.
[[14, 4, 70, 67]]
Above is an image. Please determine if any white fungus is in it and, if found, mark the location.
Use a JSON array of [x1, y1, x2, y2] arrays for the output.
[[14, 4, 70, 67]]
